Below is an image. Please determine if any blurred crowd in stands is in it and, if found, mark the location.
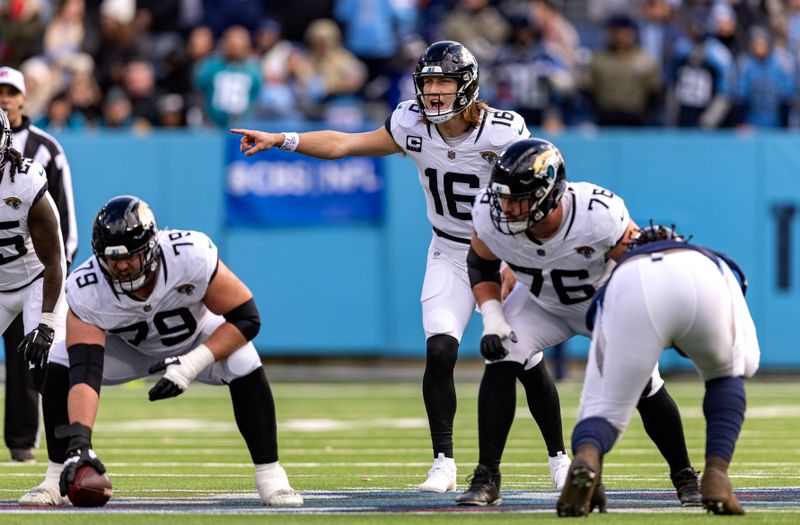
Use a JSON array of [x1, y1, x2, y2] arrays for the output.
[[1, 0, 799, 132]]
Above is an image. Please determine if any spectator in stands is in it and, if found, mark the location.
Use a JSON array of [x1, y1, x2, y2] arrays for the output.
[[194, 25, 260, 127], [43, 0, 90, 74], [734, 26, 796, 128], [255, 19, 323, 121], [530, 0, 581, 73], [637, 0, 684, 79], [668, 9, 734, 128], [490, 15, 573, 132], [100, 85, 141, 128], [123, 57, 162, 125], [19, 57, 55, 121], [304, 19, 367, 125], [788, 0, 800, 60], [94, 0, 140, 92], [0, 0, 44, 68], [333, 0, 418, 84], [156, 93, 186, 127], [584, 14, 662, 126], [441, 0, 510, 65], [35, 90, 87, 130], [67, 69, 102, 125], [708, 2, 744, 57]]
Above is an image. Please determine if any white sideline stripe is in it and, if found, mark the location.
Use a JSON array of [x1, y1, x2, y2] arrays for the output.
[[5, 461, 800, 469], [100, 417, 427, 433]]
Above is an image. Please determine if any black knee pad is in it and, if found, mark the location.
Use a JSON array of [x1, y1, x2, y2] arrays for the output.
[[426, 334, 459, 371]]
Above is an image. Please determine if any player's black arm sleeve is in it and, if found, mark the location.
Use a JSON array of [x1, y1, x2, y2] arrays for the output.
[[223, 298, 261, 341], [467, 246, 502, 288]]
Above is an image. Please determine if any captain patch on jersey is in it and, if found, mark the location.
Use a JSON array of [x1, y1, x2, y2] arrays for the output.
[[384, 100, 530, 241]]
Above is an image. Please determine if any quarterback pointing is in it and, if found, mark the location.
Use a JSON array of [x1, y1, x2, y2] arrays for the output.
[[232, 40, 572, 492], [21, 195, 302, 507], [458, 139, 699, 506], [0, 107, 66, 400]]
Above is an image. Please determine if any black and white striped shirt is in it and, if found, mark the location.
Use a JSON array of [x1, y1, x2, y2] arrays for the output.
[[11, 116, 78, 262]]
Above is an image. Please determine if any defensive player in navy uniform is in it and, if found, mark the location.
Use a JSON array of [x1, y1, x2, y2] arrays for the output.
[[21, 196, 302, 507], [557, 225, 759, 516], [231, 41, 572, 492], [0, 108, 67, 462], [459, 139, 699, 506]]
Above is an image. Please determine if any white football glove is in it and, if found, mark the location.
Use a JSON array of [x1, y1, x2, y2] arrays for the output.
[[479, 299, 517, 361]]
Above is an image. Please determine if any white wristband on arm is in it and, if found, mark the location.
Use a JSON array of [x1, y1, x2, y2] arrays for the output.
[[163, 344, 216, 391], [279, 132, 300, 152], [39, 312, 59, 330], [479, 299, 505, 325]]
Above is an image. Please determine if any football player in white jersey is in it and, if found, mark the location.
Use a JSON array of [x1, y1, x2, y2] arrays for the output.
[[0, 107, 66, 408], [458, 139, 699, 506], [231, 41, 572, 493], [557, 225, 759, 516], [20, 196, 302, 507]]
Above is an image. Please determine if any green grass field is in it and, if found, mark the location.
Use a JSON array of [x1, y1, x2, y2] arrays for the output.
[[1, 365, 798, 523]]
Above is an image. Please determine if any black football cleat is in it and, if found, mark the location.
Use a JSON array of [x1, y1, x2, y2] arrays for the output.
[[672, 466, 702, 507], [455, 464, 502, 506]]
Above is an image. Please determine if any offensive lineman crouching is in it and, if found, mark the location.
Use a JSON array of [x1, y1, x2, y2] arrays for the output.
[[21, 195, 302, 507]]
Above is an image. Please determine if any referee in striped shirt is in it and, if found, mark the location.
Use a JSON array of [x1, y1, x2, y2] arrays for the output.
[[0, 66, 77, 463]]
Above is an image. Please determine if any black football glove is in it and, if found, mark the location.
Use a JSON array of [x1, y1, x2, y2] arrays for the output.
[[148, 356, 185, 401], [480, 333, 516, 361], [147, 345, 215, 401], [18, 323, 55, 369], [55, 423, 106, 496]]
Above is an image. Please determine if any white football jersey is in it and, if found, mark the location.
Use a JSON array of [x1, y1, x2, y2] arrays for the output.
[[386, 100, 530, 242], [0, 157, 52, 291], [472, 182, 630, 317], [66, 229, 220, 356]]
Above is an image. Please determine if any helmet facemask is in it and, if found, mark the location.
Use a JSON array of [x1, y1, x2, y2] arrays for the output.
[[96, 237, 161, 294], [413, 71, 478, 124]]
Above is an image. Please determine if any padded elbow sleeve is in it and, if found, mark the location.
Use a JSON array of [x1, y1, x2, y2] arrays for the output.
[[224, 298, 261, 341], [68, 343, 105, 395], [467, 246, 501, 288]]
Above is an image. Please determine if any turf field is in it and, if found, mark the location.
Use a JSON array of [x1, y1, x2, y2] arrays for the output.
[[0, 364, 798, 524]]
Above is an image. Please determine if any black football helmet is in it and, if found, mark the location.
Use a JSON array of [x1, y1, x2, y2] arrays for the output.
[[0, 109, 11, 173], [488, 138, 567, 235], [413, 40, 479, 124], [92, 195, 161, 293]]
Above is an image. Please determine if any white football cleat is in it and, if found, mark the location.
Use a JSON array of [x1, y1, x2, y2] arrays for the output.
[[548, 451, 572, 491], [418, 453, 457, 492], [255, 464, 303, 507], [19, 482, 67, 506]]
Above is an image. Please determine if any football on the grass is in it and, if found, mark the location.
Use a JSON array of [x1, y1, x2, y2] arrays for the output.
[[67, 466, 112, 507]]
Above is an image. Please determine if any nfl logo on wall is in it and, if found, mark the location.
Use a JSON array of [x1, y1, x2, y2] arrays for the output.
[[225, 134, 384, 226]]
